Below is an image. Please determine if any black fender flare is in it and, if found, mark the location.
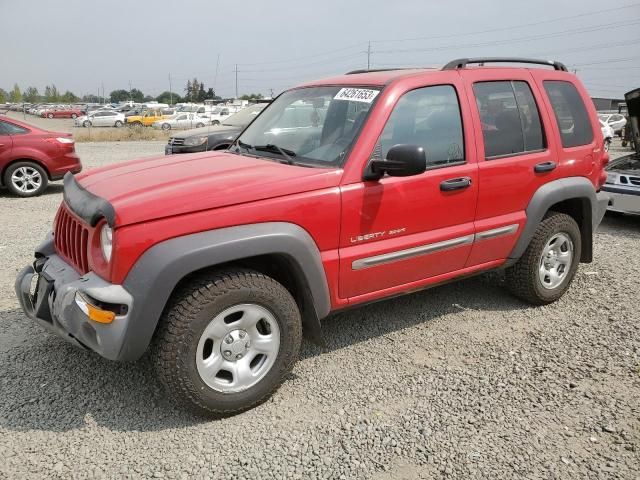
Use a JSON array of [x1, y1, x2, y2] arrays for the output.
[[508, 177, 599, 262], [118, 222, 331, 361]]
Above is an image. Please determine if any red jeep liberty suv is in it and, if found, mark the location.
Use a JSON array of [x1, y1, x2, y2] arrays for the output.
[[16, 58, 609, 416]]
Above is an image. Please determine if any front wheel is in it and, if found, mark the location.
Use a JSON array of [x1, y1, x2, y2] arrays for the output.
[[211, 120, 220, 126], [71, 113, 77, 119], [151, 269, 302, 416], [114, 120, 123, 128], [604, 138, 611, 152], [83, 120, 92, 128], [47, 113, 54, 119], [161, 123, 171, 131], [506, 213, 581, 305], [196, 123, 205, 128]]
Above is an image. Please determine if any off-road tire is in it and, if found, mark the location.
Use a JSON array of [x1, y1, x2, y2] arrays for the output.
[[505, 212, 581, 305], [151, 269, 302, 417]]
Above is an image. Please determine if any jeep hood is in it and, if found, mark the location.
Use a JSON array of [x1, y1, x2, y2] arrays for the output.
[[74, 151, 342, 226]]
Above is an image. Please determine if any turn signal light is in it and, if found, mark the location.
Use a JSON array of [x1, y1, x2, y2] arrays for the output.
[[74, 292, 116, 324]]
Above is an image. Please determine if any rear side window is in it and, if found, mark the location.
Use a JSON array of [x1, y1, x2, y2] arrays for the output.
[[0, 120, 28, 134], [473, 81, 545, 158], [543, 80, 593, 148]]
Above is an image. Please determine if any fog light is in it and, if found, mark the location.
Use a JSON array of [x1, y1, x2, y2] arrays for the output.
[[75, 292, 116, 324]]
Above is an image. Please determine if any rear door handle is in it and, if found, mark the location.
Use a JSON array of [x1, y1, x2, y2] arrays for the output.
[[440, 177, 472, 191], [534, 161, 557, 173]]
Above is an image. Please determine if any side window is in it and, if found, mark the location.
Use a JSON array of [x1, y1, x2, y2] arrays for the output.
[[377, 85, 465, 167], [473, 81, 545, 158], [543, 80, 593, 148], [0, 121, 29, 134]]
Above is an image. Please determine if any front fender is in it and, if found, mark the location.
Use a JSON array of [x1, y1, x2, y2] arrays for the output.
[[118, 222, 331, 361]]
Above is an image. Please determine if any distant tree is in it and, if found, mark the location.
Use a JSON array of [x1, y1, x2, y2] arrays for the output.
[[0, 88, 7, 103], [9, 84, 22, 102], [143, 95, 155, 102], [156, 91, 182, 105], [23, 86, 40, 103], [205, 88, 221, 101], [130, 88, 144, 103], [43, 84, 60, 102], [110, 89, 130, 103], [239, 93, 264, 100], [82, 94, 101, 103], [60, 91, 79, 103], [185, 78, 208, 102]]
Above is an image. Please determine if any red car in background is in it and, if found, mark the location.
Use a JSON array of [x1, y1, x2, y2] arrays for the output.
[[0, 115, 82, 197], [41, 108, 85, 119]]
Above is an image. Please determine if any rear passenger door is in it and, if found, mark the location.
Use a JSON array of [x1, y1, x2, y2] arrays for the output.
[[0, 121, 14, 168], [461, 70, 561, 266]]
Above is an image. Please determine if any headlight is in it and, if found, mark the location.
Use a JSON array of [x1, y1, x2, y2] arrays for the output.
[[606, 173, 617, 185], [100, 224, 113, 262], [184, 136, 208, 146]]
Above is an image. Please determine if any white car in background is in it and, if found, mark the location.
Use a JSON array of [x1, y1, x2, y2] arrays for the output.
[[152, 113, 209, 130], [203, 105, 243, 125], [598, 113, 627, 135], [75, 110, 126, 128], [600, 119, 614, 151]]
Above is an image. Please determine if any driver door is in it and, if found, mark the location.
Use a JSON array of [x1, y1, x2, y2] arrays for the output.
[[339, 83, 478, 299]]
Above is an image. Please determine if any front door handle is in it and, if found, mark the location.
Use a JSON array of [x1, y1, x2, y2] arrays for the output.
[[440, 177, 472, 191], [534, 161, 557, 173]]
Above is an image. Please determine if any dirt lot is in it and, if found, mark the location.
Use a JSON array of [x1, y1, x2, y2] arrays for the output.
[[0, 141, 638, 479]]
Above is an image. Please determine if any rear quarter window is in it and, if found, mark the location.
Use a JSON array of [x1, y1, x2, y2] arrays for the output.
[[543, 80, 593, 148]]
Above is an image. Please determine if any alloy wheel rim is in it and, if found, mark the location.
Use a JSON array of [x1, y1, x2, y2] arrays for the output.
[[538, 233, 573, 289], [196, 303, 281, 393], [11, 167, 42, 193]]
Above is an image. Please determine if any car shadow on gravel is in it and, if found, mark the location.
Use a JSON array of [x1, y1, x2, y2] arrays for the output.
[[300, 274, 524, 360], [599, 212, 640, 236], [0, 275, 524, 433], [0, 183, 63, 198]]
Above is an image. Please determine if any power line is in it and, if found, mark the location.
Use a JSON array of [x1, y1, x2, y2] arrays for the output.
[[373, 20, 640, 55], [369, 2, 640, 44]]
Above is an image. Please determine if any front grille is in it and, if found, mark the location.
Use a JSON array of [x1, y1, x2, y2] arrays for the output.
[[170, 137, 184, 146], [54, 203, 90, 274], [629, 176, 640, 186]]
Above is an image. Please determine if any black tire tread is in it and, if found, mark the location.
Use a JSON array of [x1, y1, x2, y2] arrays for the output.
[[150, 269, 301, 417], [506, 212, 581, 305]]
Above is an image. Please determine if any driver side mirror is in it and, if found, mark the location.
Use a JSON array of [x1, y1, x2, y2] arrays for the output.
[[363, 144, 426, 181]]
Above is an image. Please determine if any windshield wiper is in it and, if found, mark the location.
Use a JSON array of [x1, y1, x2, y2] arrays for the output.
[[234, 139, 254, 153], [253, 144, 296, 165]]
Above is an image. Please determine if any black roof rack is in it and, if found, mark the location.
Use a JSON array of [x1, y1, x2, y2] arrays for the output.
[[345, 68, 417, 75], [443, 57, 568, 72]]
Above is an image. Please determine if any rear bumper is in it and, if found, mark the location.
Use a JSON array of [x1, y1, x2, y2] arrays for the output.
[[15, 233, 135, 361], [49, 152, 82, 179]]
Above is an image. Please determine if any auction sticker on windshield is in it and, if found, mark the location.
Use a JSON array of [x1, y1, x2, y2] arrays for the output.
[[334, 88, 379, 103]]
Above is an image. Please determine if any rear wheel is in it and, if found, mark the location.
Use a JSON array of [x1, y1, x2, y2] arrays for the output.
[[4, 161, 49, 197], [196, 123, 205, 128], [506, 213, 581, 305], [151, 269, 302, 416], [161, 123, 171, 131], [47, 113, 54, 119], [83, 120, 92, 128], [114, 120, 123, 128], [211, 120, 220, 126], [71, 113, 77, 119]]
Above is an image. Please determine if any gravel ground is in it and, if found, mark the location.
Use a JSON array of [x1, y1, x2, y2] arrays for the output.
[[0, 141, 638, 479]]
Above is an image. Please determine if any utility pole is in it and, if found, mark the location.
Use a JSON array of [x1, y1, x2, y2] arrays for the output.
[[213, 54, 220, 96], [101, 82, 104, 104], [367, 41, 371, 70], [168, 73, 173, 106], [234, 64, 238, 99], [269, 88, 274, 98]]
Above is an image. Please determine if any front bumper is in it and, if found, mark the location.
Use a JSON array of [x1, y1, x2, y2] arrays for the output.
[[601, 185, 640, 214], [595, 191, 611, 225], [15, 233, 134, 361], [165, 143, 207, 155]]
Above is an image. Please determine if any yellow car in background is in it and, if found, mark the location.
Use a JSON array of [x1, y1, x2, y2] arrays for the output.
[[125, 109, 175, 127]]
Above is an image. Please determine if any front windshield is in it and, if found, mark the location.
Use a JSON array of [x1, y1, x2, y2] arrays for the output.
[[222, 104, 267, 126], [235, 86, 379, 166]]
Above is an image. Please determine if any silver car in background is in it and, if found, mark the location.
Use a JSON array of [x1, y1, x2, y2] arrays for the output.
[[75, 110, 125, 128]]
